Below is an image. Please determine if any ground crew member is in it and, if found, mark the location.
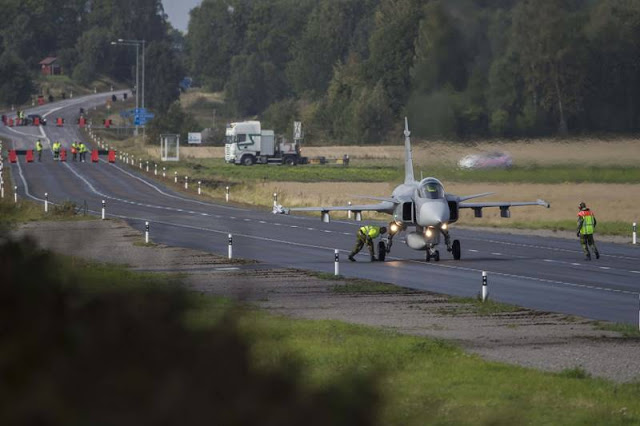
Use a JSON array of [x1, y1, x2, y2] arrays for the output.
[[78, 142, 87, 162], [349, 225, 387, 262], [35, 139, 43, 162], [71, 142, 78, 161], [577, 202, 600, 261], [52, 141, 60, 160]]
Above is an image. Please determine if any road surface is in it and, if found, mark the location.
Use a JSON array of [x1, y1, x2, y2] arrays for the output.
[[3, 93, 640, 325]]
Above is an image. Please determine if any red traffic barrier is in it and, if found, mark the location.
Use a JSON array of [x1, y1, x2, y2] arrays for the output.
[[60, 149, 67, 162], [9, 150, 17, 163], [91, 150, 99, 163], [37, 96, 45, 105], [34, 117, 40, 126], [8, 118, 14, 127], [108, 149, 116, 163], [103, 119, 113, 128], [78, 117, 86, 128], [56, 117, 64, 127], [25, 150, 34, 163]]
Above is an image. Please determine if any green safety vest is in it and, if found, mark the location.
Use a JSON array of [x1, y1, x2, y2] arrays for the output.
[[36, 142, 42, 151], [581, 214, 594, 235], [359, 225, 380, 239], [79, 144, 86, 153]]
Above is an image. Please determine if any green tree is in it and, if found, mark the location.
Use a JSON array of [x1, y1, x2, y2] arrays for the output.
[[0, 51, 34, 105], [144, 41, 184, 114], [511, 0, 588, 134]]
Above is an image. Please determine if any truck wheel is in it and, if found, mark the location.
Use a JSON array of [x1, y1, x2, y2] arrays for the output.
[[241, 155, 255, 166], [284, 156, 297, 166]]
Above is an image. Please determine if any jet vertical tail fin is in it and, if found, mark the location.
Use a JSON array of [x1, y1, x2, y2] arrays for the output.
[[404, 117, 415, 184]]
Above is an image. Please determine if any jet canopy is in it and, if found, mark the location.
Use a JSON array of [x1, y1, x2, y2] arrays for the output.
[[417, 178, 445, 200]]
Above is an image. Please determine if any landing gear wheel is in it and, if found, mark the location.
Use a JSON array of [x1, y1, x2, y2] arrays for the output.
[[434, 250, 440, 262], [452, 240, 461, 260], [378, 241, 386, 262]]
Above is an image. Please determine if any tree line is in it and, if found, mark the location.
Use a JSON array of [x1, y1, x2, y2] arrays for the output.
[[186, 0, 640, 142], [0, 0, 183, 114]]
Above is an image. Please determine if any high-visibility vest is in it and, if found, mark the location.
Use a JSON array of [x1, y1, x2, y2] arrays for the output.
[[578, 210, 595, 235], [359, 225, 380, 239], [36, 142, 42, 151], [79, 144, 86, 153]]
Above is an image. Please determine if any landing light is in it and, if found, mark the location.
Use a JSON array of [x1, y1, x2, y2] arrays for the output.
[[390, 223, 400, 233], [425, 227, 433, 238], [441, 223, 448, 231]]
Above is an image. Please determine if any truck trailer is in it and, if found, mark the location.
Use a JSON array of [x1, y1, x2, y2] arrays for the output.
[[224, 121, 307, 166]]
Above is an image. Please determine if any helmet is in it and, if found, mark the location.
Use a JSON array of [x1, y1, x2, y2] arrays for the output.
[[379, 226, 387, 234], [579, 202, 586, 210]]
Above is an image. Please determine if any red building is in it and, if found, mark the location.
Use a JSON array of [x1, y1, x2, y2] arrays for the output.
[[39, 57, 61, 76]]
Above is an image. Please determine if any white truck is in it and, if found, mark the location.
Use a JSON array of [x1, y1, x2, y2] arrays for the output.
[[224, 120, 307, 166]]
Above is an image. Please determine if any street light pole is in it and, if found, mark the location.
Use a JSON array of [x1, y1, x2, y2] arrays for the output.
[[112, 38, 146, 139]]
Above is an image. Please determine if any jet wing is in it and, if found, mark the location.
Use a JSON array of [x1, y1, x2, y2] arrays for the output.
[[289, 201, 396, 213], [460, 199, 550, 209]]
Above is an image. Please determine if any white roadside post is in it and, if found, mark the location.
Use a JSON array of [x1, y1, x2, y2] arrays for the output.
[[14, 185, 17, 203], [174, 171, 178, 184], [44, 193, 48, 212], [348, 201, 352, 219], [139, 158, 142, 169], [633, 222, 637, 245], [1, 183, 4, 199], [225, 186, 230, 202], [228, 234, 233, 259], [184, 176, 189, 190], [273, 192, 277, 207], [334, 249, 340, 276], [146, 161, 149, 172], [154, 163, 157, 176], [198, 181, 202, 195], [145, 221, 150, 244], [482, 271, 488, 302], [162, 167, 166, 178], [101, 200, 106, 220]]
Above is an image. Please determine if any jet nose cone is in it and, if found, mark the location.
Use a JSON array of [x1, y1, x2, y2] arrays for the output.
[[418, 200, 450, 227]]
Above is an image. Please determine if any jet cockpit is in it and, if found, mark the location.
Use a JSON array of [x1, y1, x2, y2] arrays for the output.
[[417, 178, 445, 200]]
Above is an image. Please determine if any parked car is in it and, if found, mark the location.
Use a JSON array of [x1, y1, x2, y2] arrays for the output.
[[458, 151, 512, 169], [25, 114, 47, 126]]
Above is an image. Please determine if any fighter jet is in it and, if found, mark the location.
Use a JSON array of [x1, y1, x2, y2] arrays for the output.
[[286, 118, 549, 262]]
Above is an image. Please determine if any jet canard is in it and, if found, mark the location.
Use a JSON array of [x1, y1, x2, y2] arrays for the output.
[[286, 118, 549, 262]]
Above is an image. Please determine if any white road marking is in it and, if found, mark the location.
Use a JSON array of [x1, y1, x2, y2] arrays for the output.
[[259, 221, 266, 224], [599, 267, 611, 270], [468, 249, 479, 253], [631, 271, 640, 274], [491, 252, 502, 256], [572, 263, 581, 266]]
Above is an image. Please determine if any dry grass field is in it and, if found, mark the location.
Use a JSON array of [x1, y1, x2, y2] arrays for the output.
[[233, 181, 639, 226]]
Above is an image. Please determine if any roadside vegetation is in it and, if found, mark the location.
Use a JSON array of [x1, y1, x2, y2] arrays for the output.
[[3, 235, 640, 425]]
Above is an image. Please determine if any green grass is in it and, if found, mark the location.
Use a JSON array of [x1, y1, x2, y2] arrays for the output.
[[222, 309, 640, 425], [160, 159, 640, 184], [165, 158, 400, 184], [12, 243, 640, 424], [0, 198, 96, 227], [593, 322, 640, 338], [330, 280, 417, 294], [443, 296, 526, 316]]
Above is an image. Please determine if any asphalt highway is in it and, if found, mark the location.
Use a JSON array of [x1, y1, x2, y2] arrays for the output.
[[3, 93, 640, 325]]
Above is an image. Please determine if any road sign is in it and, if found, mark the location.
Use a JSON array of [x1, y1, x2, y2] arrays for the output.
[[188, 132, 202, 144]]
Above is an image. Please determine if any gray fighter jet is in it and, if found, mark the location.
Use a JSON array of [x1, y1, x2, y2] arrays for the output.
[[287, 118, 549, 262]]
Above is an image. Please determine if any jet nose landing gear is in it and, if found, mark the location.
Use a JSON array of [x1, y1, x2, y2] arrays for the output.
[[426, 246, 440, 262]]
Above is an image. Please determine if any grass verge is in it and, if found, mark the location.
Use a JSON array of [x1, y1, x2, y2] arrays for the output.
[[593, 322, 640, 338], [5, 235, 640, 424]]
